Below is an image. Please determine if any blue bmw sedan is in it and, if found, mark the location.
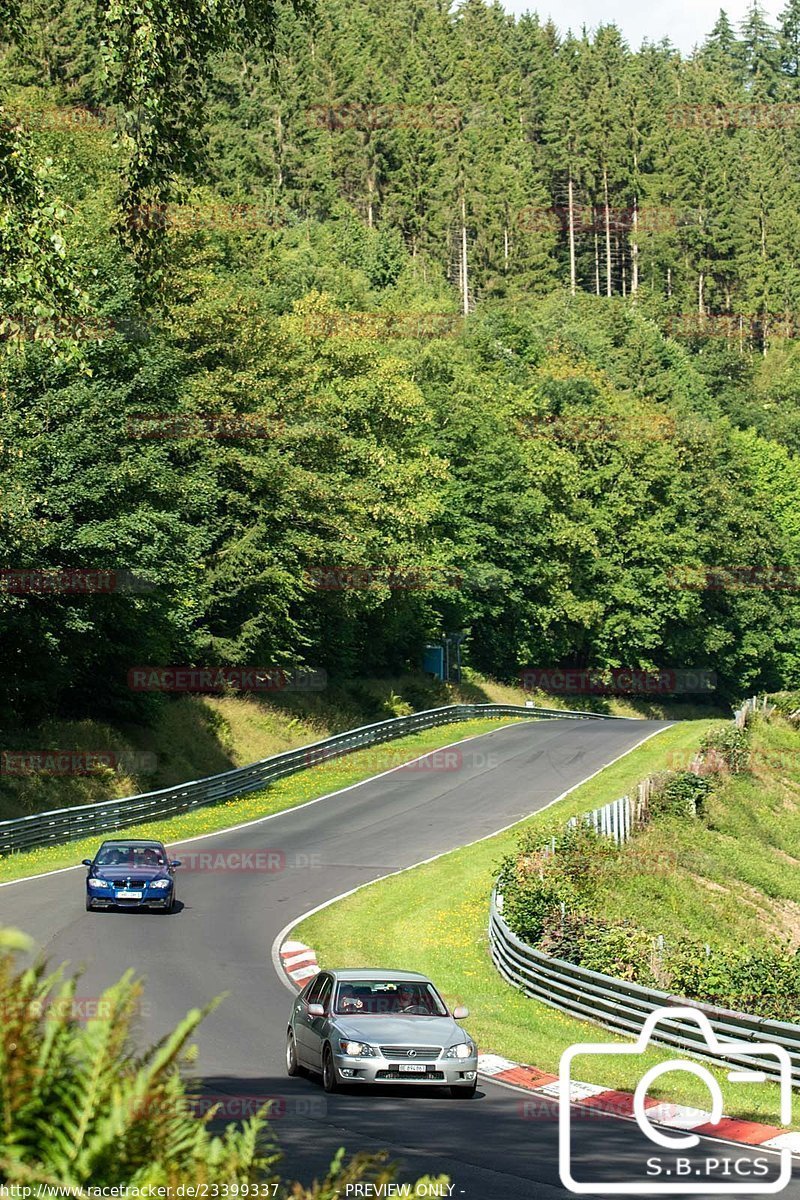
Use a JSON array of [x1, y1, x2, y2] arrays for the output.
[[83, 839, 181, 913]]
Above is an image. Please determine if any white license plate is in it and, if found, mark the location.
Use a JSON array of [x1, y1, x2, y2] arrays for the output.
[[398, 1063, 427, 1073], [117, 890, 143, 899]]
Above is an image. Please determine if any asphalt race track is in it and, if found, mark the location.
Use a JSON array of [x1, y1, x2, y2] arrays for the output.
[[3, 718, 797, 1199]]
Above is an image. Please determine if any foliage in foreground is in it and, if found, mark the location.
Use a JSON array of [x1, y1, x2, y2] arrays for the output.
[[0, 929, 446, 1196]]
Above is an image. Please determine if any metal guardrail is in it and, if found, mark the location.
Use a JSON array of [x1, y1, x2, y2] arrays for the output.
[[0, 701, 623, 858], [489, 891, 800, 1084]]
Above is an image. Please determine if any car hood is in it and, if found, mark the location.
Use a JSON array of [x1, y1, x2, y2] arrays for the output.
[[333, 1015, 465, 1046], [92, 866, 168, 882]]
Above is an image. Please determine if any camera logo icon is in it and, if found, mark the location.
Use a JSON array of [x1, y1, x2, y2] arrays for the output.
[[559, 1006, 792, 1194]]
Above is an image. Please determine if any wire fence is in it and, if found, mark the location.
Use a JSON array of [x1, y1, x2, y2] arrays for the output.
[[565, 778, 654, 847]]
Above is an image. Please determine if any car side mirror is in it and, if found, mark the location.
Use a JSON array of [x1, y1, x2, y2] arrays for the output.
[[81, 859, 92, 867], [307, 1003, 325, 1018], [453, 1005, 470, 1020], [170, 860, 182, 868]]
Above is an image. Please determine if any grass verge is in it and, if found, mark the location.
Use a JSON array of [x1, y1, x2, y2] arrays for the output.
[[594, 716, 800, 951], [296, 717, 800, 1127]]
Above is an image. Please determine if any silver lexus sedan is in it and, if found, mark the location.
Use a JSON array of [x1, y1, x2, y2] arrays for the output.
[[286, 969, 478, 1097]]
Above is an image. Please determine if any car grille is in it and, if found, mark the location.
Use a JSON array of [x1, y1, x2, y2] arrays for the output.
[[114, 879, 148, 887], [376, 1069, 445, 1081], [380, 1046, 441, 1060]]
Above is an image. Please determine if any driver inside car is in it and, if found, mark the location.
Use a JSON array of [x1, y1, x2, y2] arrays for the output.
[[397, 985, 421, 1011]]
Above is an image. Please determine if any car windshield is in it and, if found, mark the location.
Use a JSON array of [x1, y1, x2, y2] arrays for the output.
[[96, 844, 165, 868], [334, 979, 447, 1016]]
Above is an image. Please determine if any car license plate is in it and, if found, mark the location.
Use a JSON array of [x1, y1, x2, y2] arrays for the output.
[[398, 1063, 426, 1073], [117, 890, 143, 899]]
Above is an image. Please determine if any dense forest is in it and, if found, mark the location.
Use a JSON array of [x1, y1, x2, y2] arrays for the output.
[[2, 0, 800, 727]]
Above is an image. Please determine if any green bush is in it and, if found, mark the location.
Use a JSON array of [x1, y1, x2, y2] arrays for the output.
[[666, 939, 800, 1022], [498, 825, 612, 944], [539, 911, 656, 983], [650, 770, 713, 818], [767, 691, 800, 717], [700, 724, 752, 773], [501, 878, 568, 946]]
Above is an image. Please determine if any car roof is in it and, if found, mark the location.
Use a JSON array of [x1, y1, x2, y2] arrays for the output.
[[99, 839, 165, 847], [328, 969, 432, 983]]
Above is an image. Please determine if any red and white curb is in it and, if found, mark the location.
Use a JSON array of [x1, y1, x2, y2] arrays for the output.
[[279, 940, 320, 988], [478, 1053, 800, 1155]]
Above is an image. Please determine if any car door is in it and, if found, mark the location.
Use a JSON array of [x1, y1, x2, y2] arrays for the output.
[[293, 974, 325, 1066], [305, 973, 333, 1070]]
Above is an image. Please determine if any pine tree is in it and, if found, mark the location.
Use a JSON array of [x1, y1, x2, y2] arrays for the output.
[[702, 10, 741, 80], [739, 1, 781, 96], [580, 25, 631, 297], [778, 0, 800, 83]]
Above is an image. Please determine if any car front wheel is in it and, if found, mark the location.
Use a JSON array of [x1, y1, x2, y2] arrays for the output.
[[322, 1045, 340, 1093], [286, 1031, 300, 1077]]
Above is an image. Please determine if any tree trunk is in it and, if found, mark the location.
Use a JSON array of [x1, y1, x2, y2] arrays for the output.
[[631, 194, 639, 296], [594, 226, 601, 296], [567, 172, 577, 296], [460, 192, 469, 316], [603, 165, 612, 297], [275, 110, 284, 192]]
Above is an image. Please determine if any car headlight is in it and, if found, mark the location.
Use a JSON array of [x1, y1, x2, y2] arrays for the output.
[[88, 879, 111, 889], [339, 1040, 377, 1057], [149, 879, 172, 889], [444, 1041, 475, 1059]]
